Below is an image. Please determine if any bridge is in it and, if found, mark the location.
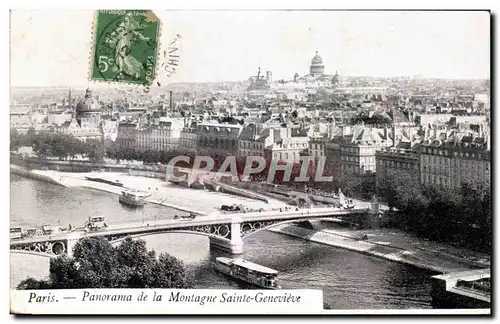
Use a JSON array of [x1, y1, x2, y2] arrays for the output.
[[10, 203, 381, 258]]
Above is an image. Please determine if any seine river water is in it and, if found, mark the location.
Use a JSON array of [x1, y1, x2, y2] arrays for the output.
[[10, 173, 434, 309]]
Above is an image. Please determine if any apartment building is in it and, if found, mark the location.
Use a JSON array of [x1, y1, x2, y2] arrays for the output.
[[420, 134, 490, 189], [375, 145, 421, 191], [196, 122, 243, 158]]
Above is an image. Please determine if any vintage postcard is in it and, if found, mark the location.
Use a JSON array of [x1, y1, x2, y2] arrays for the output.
[[9, 9, 491, 315]]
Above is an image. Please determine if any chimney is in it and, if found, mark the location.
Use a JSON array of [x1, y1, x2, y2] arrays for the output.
[[341, 125, 347, 137], [274, 128, 282, 143], [392, 122, 397, 148], [328, 122, 334, 139], [68, 87, 72, 109], [68, 87, 73, 118], [169, 91, 173, 113]]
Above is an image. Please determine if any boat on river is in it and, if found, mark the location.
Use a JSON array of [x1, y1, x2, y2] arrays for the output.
[[119, 189, 151, 207], [213, 257, 281, 289], [85, 176, 124, 187]]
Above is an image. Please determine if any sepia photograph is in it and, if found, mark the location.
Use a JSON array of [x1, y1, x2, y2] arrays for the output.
[[8, 8, 491, 315]]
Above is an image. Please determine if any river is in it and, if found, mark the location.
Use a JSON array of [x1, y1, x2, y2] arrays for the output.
[[10, 173, 434, 309]]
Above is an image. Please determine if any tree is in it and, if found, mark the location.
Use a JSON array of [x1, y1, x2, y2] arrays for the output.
[[380, 168, 492, 253], [337, 173, 361, 197], [67, 137, 85, 160], [382, 169, 422, 210], [10, 128, 21, 151], [20, 127, 37, 147], [105, 141, 121, 161], [17, 237, 194, 289], [32, 132, 53, 159], [51, 133, 72, 160], [85, 139, 106, 163], [17, 277, 53, 290]]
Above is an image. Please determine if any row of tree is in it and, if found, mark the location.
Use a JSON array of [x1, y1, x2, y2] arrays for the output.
[[105, 144, 375, 197], [18, 237, 194, 289], [380, 169, 491, 253], [11, 128, 106, 163]]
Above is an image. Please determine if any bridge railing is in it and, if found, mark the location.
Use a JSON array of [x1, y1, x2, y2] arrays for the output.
[[12, 206, 371, 244]]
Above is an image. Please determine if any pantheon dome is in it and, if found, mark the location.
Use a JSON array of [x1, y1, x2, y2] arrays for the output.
[[76, 89, 101, 113], [309, 51, 325, 76]]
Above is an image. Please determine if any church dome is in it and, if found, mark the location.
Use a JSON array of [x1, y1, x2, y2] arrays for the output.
[[76, 89, 100, 113], [311, 52, 323, 65], [309, 51, 325, 76]]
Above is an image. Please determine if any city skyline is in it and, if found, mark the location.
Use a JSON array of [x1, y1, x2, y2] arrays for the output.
[[10, 10, 490, 88]]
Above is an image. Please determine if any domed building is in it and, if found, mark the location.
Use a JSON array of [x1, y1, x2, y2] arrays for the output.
[[309, 51, 325, 76], [65, 89, 104, 142], [295, 51, 339, 89], [76, 89, 102, 125]]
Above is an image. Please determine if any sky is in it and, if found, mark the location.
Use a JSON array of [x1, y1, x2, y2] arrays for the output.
[[10, 10, 490, 87]]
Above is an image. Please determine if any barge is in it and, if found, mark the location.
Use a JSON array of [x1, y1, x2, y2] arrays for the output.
[[213, 257, 281, 289]]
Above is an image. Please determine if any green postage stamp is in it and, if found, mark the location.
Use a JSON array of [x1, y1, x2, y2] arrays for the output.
[[89, 10, 161, 86]]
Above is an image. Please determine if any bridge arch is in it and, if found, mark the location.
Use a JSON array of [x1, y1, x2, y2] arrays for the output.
[[240, 219, 317, 238], [10, 239, 68, 258]]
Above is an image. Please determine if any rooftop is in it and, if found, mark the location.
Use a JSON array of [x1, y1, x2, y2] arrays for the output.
[[231, 259, 278, 275]]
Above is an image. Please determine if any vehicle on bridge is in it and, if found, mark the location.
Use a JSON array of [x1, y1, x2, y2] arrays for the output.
[[213, 257, 281, 290], [84, 216, 108, 232], [220, 204, 248, 213], [174, 213, 197, 220], [119, 189, 151, 207], [344, 199, 356, 210], [23, 228, 39, 238], [10, 227, 24, 240]]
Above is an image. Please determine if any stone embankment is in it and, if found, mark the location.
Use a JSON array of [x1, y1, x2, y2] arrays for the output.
[[10, 165, 66, 187], [269, 223, 490, 274]]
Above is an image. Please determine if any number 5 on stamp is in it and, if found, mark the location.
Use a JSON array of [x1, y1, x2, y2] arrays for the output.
[[89, 10, 160, 86]]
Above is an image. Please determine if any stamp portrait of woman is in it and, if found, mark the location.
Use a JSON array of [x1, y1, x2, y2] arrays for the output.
[[110, 13, 151, 80]]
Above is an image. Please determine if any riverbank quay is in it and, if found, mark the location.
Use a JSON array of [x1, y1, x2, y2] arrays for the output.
[[10, 153, 166, 174], [14, 169, 289, 216], [10, 154, 382, 210], [268, 223, 490, 275], [10, 165, 66, 187], [233, 180, 387, 211], [430, 269, 490, 309]]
